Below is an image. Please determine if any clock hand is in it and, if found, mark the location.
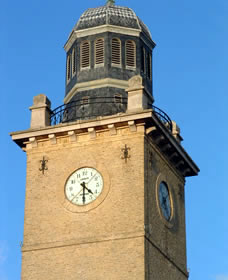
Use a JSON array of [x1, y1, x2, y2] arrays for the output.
[[82, 183, 86, 204], [81, 182, 94, 195], [81, 182, 93, 203], [163, 199, 170, 218], [163, 194, 170, 210], [85, 185, 94, 195], [162, 197, 168, 212], [162, 196, 167, 205]]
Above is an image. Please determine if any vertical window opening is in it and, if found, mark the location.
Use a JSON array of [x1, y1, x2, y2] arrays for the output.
[[72, 48, 76, 75], [141, 47, 145, 73], [147, 52, 152, 80], [112, 38, 121, 66], [126, 40, 136, 68], [81, 41, 90, 69], [95, 38, 104, 66], [67, 54, 71, 82]]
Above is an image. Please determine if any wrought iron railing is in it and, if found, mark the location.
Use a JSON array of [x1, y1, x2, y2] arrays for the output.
[[151, 105, 173, 132], [50, 98, 172, 132], [50, 96, 127, 126]]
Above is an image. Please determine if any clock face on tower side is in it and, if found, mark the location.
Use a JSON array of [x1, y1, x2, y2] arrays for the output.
[[65, 167, 104, 206], [158, 181, 172, 221]]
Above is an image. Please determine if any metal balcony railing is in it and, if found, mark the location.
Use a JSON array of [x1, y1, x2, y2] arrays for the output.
[[50, 97, 172, 132], [50, 96, 127, 126]]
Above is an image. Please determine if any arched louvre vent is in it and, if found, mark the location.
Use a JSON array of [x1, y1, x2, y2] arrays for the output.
[[112, 38, 121, 66], [67, 55, 71, 81], [126, 40, 136, 68], [72, 48, 76, 75], [81, 41, 90, 69], [95, 38, 104, 65]]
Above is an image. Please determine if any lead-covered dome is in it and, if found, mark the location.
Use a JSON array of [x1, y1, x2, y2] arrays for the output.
[[74, 4, 152, 40]]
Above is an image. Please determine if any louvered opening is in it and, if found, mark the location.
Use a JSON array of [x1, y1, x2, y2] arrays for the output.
[[81, 41, 90, 69], [141, 47, 145, 73], [67, 55, 71, 81], [147, 53, 152, 80], [81, 96, 89, 105], [72, 49, 76, 74], [95, 38, 104, 65], [114, 94, 122, 104], [112, 38, 121, 66], [126, 40, 136, 68]]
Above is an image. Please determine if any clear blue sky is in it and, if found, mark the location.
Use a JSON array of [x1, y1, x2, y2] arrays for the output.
[[1, 0, 227, 279]]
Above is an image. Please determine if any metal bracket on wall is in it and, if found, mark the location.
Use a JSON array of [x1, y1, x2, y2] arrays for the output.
[[39, 156, 48, 174], [121, 144, 131, 163]]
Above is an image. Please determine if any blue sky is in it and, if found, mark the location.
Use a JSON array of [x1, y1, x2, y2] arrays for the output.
[[1, 0, 228, 279]]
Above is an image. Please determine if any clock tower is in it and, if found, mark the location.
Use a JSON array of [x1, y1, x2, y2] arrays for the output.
[[11, 2, 199, 279]]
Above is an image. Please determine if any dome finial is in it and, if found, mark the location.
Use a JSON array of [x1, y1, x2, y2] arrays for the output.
[[106, 0, 115, 6]]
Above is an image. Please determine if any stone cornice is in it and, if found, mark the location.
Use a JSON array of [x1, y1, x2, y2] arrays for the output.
[[10, 109, 199, 177], [64, 78, 129, 103], [10, 110, 151, 146], [64, 24, 155, 52], [149, 113, 199, 175]]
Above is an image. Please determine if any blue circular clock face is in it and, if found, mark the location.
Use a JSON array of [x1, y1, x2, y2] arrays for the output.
[[159, 182, 171, 221]]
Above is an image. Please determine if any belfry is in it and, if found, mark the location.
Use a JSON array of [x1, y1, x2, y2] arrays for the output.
[[11, 1, 199, 279], [56, 0, 155, 123]]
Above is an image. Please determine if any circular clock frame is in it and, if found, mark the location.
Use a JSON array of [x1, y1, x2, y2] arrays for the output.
[[57, 162, 110, 213], [65, 167, 104, 206], [155, 173, 174, 227], [158, 181, 172, 221]]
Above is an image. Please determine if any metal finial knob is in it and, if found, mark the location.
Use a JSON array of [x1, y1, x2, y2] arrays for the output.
[[106, 0, 115, 6]]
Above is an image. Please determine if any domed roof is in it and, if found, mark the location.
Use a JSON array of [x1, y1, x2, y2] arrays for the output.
[[74, 4, 152, 40]]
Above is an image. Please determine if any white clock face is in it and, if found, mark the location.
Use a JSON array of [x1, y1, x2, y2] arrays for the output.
[[65, 167, 103, 206]]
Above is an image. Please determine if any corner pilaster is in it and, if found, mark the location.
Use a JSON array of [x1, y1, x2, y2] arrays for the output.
[[126, 75, 153, 112], [29, 94, 51, 129]]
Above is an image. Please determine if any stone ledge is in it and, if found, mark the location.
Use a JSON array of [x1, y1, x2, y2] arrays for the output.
[[10, 110, 153, 143], [22, 231, 145, 252]]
